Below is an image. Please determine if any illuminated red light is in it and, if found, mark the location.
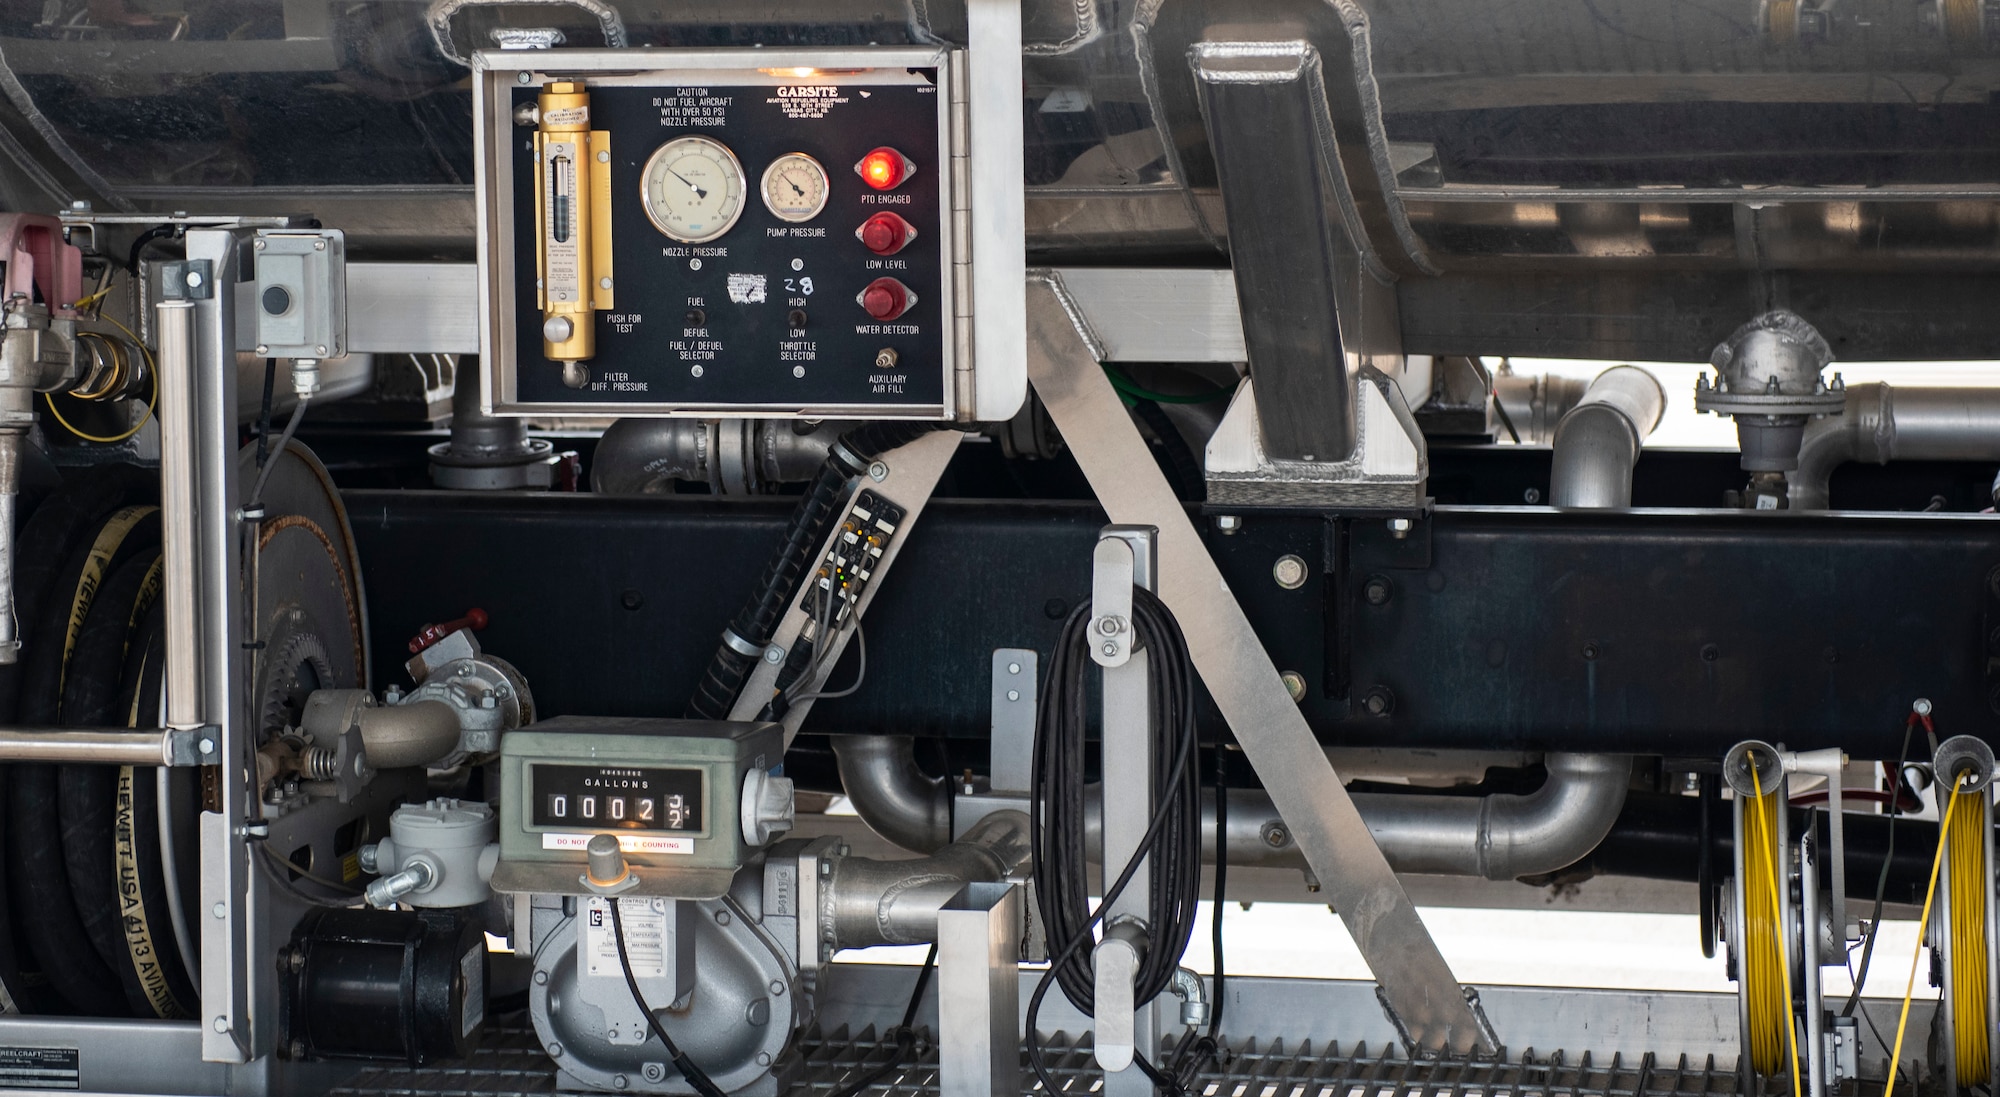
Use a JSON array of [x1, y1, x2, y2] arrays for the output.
[[856, 147, 910, 190]]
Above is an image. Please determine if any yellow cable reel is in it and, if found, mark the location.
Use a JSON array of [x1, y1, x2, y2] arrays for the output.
[[1934, 735, 1998, 1090], [1741, 781, 1792, 1078]]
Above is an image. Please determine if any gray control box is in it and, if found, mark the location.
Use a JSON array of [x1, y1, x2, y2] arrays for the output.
[[253, 229, 346, 359]]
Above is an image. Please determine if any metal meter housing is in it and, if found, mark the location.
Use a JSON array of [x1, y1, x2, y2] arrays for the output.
[[475, 48, 968, 420], [489, 716, 783, 900]]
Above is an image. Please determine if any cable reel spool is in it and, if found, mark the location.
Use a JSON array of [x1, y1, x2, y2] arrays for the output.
[[1931, 735, 1999, 1093], [1723, 739, 1802, 1089]]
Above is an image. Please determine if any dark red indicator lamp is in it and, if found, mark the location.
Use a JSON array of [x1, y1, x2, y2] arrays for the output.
[[857, 212, 917, 255], [859, 277, 914, 320], [855, 147, 913, 190]]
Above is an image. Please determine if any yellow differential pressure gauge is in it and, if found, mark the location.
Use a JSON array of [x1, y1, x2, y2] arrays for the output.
[[761, 153, 830, 223], [533, 81, 613, 367], [641, 136, 747, 243]]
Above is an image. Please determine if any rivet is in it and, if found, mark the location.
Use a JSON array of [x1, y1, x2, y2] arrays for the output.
[[212, 902, 227, 919], [212, 1017, 229, 1033], [1006, 690, 1020, 702]]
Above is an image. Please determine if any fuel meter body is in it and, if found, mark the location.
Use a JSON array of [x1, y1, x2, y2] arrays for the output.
[[490, 716, 783, 900]]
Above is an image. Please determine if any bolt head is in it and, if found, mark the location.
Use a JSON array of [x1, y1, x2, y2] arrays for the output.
[[1100, 641, 1118, 657], [1272, 555, 1308, 590], [185, 270, 204, 288], [1215, 515, 1242, 533], [763, 645, 785, 665], [1280, 670, 1307, 703], [867, 460, 889, 482], [1914, 697, 1934, 716], [518, 71, 533, 83], [1261, 823, 1289, 848], [1007, 689, 1020, 702], [1363, 577, 1392, 606]]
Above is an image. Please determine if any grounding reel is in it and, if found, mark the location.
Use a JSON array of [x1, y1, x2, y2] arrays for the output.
[[1720, 740, 1856, 1097], [1931, 735, 2000, 1095]]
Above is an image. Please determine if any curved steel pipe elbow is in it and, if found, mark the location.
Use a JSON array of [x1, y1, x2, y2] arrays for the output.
[[831, 734, 953, 853], [1549, 366, 1666, 509]]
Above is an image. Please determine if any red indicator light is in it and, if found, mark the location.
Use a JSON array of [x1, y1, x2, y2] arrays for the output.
[[855, 147, 911, 190], [859, 277, 912, 320], [857, 212, 916, 255]]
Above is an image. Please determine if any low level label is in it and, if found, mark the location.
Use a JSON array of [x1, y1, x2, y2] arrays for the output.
[[0, 1047, 79, 1090]]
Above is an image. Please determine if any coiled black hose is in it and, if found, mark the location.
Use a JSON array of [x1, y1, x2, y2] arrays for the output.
[[1027, 586, 1202, 1091], [685, 421, 946, 719]]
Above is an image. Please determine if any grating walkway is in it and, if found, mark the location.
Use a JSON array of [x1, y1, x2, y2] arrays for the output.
[[334, 1022, 1745, 1097]]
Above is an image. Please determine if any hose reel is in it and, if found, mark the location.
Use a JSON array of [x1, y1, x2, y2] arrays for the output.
[[1724, 740, 1800, 1088], [1931, 735, 1999, 1094]]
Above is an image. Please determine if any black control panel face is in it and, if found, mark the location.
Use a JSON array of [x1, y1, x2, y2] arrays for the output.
[[497, 57, 956, 417], [530, 764, 706, 834]]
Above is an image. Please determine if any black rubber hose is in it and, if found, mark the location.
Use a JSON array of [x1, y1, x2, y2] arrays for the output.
[[57, 549, 180, 1018], [685, 421, 946, 719], [10, 505, 159, 1016], [110, 596, 197, 1013]]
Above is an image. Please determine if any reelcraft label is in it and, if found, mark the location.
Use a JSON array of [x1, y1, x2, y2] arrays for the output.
[[542, 832, 693, 855], [582, 897, 668, 978], [0, 1047, 79, 1090]]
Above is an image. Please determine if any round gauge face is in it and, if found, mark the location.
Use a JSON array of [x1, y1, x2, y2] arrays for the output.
[[640, 136, 747, 243], [761, 153, 831, 223]]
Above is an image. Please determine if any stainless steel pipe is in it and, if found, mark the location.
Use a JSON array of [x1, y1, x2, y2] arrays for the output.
[[823, 809, 1030, 950], [832, 730, 1631, 881], [1790, 383, 2000, 510], [1075, 753, 1633, 880], [831, 734, 953, 853], [1548, 365, 1667, 508], [0, 727, 196, 766]]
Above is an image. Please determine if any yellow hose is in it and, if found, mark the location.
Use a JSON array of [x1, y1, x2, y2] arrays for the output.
[[1887, 775, 1972, 1097], [1948, 786, 1991, 1084], [1943, 0, 1983, 44], [1745, 767, 1802, 1097]]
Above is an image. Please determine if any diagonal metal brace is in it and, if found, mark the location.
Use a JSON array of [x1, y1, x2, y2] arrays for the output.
[[1023, 269, 1495, 1057]]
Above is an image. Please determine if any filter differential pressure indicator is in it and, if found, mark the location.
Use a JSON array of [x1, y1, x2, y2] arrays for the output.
[[532, 81, 613, 365], [642, 136, 747, 244], [761, 153, 830, 223]]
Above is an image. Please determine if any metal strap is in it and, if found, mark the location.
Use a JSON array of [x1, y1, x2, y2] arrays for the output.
[[1023, 270, 1493, 1057]]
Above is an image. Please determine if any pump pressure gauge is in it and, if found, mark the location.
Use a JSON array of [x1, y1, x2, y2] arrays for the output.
[[761, 153, 830, 223], [640, 136, 746, 243]]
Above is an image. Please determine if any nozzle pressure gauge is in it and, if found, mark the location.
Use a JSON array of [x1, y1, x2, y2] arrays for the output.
[[641, 136, 746, 243]]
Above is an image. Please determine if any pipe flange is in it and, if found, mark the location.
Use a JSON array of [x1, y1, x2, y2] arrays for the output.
[[1934, 735, 1997, 794], [1722, 739, 1785, 798], [428, 439, 558, 490]]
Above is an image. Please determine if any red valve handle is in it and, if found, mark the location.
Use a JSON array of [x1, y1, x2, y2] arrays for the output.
[[409, 608, 488, 654]]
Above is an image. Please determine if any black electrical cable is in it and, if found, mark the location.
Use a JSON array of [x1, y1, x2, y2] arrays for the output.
[[610, 899, 729, 1097], [253, 359, 276, 469], [1026, 586, 1202, 1095], [124, 225, 178, 276], [1208, 758, 1227, 1040], [826, 943, 938, 1097], [686, 421, 951, 720], [1843, 718, 1918, 1018]]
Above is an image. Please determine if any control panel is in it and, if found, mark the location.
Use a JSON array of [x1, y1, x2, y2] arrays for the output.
[[475, 48, 976, 420], [489, 717, 784, 900]]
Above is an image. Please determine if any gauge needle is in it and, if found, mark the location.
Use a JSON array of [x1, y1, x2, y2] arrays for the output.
[[667, 167, 707, 199], [787, 177, 806, 197]]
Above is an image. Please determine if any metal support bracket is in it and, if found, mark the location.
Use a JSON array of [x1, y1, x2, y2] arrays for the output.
[[937, 882, 1022, 1097], [729, 430, 963, 743], [1025, 270, 1492, 1057]]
